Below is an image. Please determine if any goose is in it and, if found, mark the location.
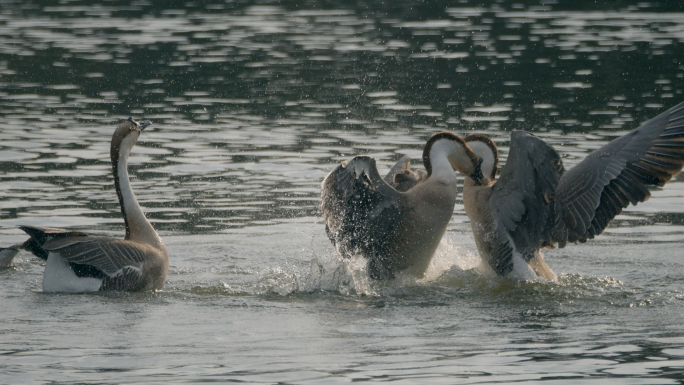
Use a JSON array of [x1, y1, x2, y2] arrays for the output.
[[321, 132, 481, 279], [459, 101, 684, 280], [2, 118, 169, 292]]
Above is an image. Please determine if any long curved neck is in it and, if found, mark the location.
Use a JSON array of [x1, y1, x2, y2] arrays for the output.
[[112, 135, 163, 248], [426, 140, 459, 184], [424, 137, 477, 178]]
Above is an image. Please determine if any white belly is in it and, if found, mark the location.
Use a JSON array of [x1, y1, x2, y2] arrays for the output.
[[43, 253, 102, 293], [506, 251, 543, 281]]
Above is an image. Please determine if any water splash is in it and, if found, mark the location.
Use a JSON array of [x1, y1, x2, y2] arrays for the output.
[[264, 250, 379, 297], [421, 238, 482, 281], [262, 237, 484, 296]]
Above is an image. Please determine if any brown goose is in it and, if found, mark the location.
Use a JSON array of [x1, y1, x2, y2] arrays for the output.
[[2, 118, 169, 292], [321, 132, 481, 279], [460, 101, 684, 280]]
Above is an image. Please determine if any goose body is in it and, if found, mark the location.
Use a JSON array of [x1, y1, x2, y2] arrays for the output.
[[460, 102, 684, 280], [4, 118, 169, 292], [321, 132, 480, 279]]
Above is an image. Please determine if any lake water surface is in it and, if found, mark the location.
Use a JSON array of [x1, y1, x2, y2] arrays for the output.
[[2, 1, 684, 383]]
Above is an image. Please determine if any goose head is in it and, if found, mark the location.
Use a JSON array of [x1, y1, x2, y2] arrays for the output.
[[465, 134, 498, 183], [423, 132, 480, 178], [111, 117, 152, 164]]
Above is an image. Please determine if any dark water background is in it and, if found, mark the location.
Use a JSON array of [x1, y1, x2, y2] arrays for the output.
[[2, 1, 684, 383]]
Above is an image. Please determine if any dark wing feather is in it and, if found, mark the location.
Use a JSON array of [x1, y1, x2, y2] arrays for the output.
[[489, 131, 565, 265], [100, 266, 144, 291], [42, 237, 147, 275], [19, 225, 88, 260], [321, 156, 405, 279], [19, 225, 149, 283], [552, 101, 684, 247]]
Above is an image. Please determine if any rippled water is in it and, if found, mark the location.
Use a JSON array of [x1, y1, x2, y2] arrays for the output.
[[2, 1, 684, 383]]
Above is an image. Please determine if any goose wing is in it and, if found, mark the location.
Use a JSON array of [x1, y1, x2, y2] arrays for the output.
[[488, 131, 565, 264], [552, 102, 684, 247], [20, 226, 150, 288], [44, 235, 151, 290], [321, 156, 405, 262], [382, 155, 428, 192]]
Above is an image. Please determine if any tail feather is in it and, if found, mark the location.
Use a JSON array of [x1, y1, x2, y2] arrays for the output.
[[18, 226, 88, 260]]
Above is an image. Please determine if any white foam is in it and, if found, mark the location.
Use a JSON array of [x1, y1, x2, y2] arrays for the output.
[[420, 238, 481, 282], [43, 253, 102, 293], [275, 236, 487, 295], [334, 254, 377, 296]]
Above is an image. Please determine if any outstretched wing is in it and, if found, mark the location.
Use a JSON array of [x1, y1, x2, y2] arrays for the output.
[[321, 156, 405, 276], [382, 155, 428, 192], [552, 101, 684, 247], [19, 225, 150, 289], [489, 131, 565, 265]]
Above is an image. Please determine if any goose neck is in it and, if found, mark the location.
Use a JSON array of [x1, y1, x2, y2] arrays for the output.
[[428, 141, 459, 183], [112, 134, 163, 248]]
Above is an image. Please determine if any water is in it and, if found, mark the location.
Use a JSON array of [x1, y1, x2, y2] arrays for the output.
[[1, 0, 684, 383]]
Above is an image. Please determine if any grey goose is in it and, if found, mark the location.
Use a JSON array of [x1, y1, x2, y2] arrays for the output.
[[460, 101, 684, 280], [2, 118, 169, 292]]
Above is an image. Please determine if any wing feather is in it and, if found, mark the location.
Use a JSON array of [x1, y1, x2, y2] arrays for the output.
[[553, 101, 684, 246], [43, 237, 148, 276], [489, 131, 565, 264], [101, 266, 144, 291], [321, 156, 406, 279], [19, 225, 152, 278]]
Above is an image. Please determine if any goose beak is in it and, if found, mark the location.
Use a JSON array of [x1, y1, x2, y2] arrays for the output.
[[469, 157, 484, 184], [126, 117, 152, 131]]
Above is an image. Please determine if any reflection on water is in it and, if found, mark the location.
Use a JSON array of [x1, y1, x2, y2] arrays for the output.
[[1, 0, 683, 232], [1, 1, 684, 383]]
